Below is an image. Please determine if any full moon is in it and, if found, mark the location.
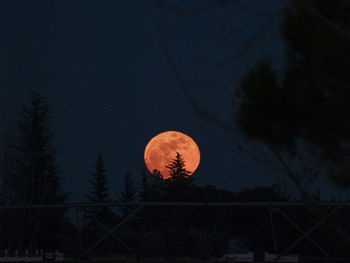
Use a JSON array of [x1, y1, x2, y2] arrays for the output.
[[144, 131, 200, 179]]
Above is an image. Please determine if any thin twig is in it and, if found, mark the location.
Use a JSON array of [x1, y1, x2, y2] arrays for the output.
[[154, 0, 223, 15], [300, 0, 350, 40], [156, 25, 234, 131]]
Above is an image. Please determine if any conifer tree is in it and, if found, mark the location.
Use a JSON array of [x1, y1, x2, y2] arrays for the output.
[[0, 128, 15, 205], [148, 169, 167, 200], [86, 153, 113, 226], [165, 152, 193, 201], [0, 128, 16, 248], [11, 92, 67, 249], [139, 165, 149, 201], [166, 152, 193, 184], [119, 171, 135, 217]]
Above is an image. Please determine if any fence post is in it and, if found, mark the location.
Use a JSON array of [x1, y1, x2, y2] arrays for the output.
[[268, 206, 279, 256]]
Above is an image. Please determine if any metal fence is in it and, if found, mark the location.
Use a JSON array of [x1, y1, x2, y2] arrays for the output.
[[1, 201, 350, 262]]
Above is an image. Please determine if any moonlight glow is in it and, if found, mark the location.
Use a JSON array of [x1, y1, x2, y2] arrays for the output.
[[144, 131, 200, 179]]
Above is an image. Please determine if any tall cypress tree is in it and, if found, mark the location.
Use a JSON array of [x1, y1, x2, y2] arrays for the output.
[[11, 92, 67, 249]]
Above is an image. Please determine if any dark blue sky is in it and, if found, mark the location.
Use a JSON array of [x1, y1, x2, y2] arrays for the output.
[[2, 0, 342, 202]]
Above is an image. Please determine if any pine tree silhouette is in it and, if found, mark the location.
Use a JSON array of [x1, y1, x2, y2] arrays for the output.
[[166, 152, 192, 183], [119, 171, 136, 217], [11, 92, 67, 249], [86, 153, 113, 226], [165, 152, 193, 201], [139, 164, 149, 201]]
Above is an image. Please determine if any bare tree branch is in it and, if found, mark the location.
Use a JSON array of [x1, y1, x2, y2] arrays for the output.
[[229, 0, 286, 17], [299, 0, 350, 40], [156, 25, 234, 131], [193, 13, 281, 87], [154, 0, 224, 15], [156, 0, 350, 248]]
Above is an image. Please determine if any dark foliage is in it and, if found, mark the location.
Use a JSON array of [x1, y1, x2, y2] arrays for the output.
[[84, 153, 117, 252], [119, 171, 136, 218], [235, 1, 350, 256], [86, 153, 114, 225], [138, 165, 150, 201], [236, 1, 350, 188], [135, 159, 293, 258], [0, 92, 68, 250], [165, 152, 194, 201]]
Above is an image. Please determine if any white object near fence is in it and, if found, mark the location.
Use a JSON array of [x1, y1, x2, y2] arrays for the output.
[[219, 252, 254, 262], [264, 252, 299, 262], [218, 252, 299, 262]]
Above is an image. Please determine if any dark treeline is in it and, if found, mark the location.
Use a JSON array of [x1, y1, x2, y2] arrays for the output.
[[0, 93, 349, 259]]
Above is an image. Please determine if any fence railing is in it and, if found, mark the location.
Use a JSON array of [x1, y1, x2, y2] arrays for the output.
[[1, 201, 349, 262]]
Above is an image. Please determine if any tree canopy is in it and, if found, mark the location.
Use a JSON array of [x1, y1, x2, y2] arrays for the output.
[[236, 1, 350, 189]]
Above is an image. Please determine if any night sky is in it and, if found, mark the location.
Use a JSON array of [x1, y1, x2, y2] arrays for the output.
[[2, 0, 342, 202]]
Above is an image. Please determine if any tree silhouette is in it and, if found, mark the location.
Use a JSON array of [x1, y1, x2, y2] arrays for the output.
[[84, 153, 115, 252], [146, 169, 166, 201], [166, 152, 193, 184], [119, 171, 136, 217], [0, 126, 17, 248], [165, 152, 193, 201], [0, 127, 16, 206], [138, 164, 150, 201], [236, 2, 350, 190], [86, 152, 113, 226], [235, 2, 350, 254], [10, 92, 67, 249], [152, 169, 163, 181]]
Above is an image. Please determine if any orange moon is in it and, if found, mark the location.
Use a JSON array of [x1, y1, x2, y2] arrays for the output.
[[144, 131, 200, 179]]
